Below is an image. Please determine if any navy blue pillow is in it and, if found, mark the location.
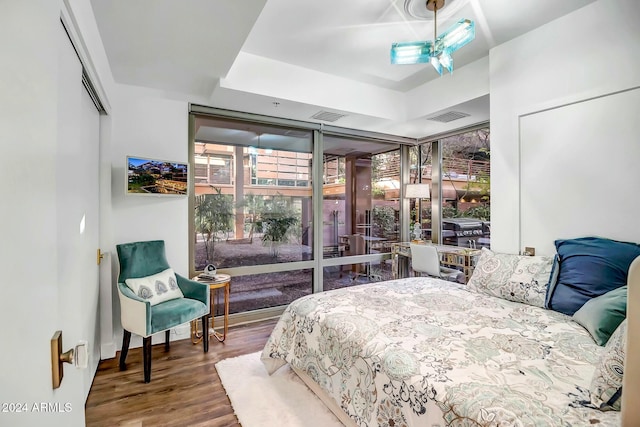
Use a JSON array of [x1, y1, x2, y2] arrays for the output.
[[546, 237, 640, 316]]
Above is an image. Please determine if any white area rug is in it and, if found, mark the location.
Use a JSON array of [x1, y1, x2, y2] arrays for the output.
[[216, 352, 343, 427]]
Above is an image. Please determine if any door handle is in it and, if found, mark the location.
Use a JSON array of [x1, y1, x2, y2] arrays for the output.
[[97, 249, 105, 265]]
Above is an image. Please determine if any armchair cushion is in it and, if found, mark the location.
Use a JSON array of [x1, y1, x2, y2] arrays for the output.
[[125, 268, 184, 306], [150, 298, 208, 335]]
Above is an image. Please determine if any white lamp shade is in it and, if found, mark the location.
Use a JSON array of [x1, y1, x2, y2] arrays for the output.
[[405, 183, 430, 199]]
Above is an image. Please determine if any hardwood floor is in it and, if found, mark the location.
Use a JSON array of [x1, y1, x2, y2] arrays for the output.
[[85, 319, 278, 427]]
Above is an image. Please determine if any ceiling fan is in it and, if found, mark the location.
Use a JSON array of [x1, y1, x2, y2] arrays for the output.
[[391, 0, 475, 75]]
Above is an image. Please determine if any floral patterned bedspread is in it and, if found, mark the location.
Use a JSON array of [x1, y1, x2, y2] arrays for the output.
[[261, 277, 620, 427]]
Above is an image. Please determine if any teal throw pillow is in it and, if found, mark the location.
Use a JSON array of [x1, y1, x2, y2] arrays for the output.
[[573, 286, 627, 346]]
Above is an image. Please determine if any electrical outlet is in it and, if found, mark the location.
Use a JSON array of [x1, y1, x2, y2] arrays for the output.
[[524, 247, 536, 256]]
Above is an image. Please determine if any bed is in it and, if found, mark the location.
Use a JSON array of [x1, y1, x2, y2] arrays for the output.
[[261, 242, 636, 426]]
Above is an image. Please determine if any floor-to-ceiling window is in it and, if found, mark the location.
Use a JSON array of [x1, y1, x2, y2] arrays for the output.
[[190, 115, 314, 315], [416, 127, 490, 248], [189, 108, 486, 318], [407, 144, 433, 241], [321, 134, 400, 289]]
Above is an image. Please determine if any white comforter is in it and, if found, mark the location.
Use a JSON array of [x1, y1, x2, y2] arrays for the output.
[[261, 277, 620, 427]]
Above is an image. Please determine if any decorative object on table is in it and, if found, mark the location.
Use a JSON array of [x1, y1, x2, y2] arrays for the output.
[[412, 221, 422, 241], [116, 240, 209, 383], [391, 0, 475, 75], [405, 183, 430, 240], [200, 263, 217, 279]]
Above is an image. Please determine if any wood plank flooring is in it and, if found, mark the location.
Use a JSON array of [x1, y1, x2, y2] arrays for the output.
[[85, 319, 278, 427]]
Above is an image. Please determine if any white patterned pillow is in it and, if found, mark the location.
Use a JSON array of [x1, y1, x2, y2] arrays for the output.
[[590, 319, 625, 411], [125, 268, 184, 306], [467, 248, 553, 307]]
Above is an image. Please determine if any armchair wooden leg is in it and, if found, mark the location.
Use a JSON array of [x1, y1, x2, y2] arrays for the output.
[[165, 330, 170, 351], [202, 315, 209, 353], [119, 330, 131, 371], [143, 336, 152, 383]]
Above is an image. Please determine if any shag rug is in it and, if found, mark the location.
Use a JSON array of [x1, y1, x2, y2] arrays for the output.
[[216, 352, 343, 427]]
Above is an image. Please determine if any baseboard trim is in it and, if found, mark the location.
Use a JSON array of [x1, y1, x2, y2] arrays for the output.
[[100, 341, 116, 360]]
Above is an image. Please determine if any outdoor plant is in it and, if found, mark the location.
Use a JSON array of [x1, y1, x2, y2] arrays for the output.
[[442, 205, 459, 219], [238, 192, 266, 243], [372, 205, 396, 238], [258, 193, 299, 258], [194, 187, 235, 263], [461, 205, 490, 221], [371, 186, 385, 199]]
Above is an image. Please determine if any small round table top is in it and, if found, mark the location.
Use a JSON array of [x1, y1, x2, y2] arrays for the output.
[[193, 273, 231, 287]]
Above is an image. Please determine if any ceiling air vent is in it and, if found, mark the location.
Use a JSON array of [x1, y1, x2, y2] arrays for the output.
[[427, 111, 470, 123], [310, 111, 346, 122]]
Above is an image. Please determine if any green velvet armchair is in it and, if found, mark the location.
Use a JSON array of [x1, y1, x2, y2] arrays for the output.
[[116, 240, 210, 383]]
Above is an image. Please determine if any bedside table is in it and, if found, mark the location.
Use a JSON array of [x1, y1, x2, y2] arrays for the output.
[[190, 274, 230, 343]]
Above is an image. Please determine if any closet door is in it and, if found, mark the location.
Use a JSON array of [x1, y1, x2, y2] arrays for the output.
[[55, 19, 101, 415]]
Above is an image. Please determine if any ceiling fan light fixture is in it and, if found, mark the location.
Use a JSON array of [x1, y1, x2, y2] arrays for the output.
[[390, 40, 433, 65], [436, 19, 475, 54], [425, 0, 445, 12], [430, 55, 443, 75], [391, 0, 475, 75]]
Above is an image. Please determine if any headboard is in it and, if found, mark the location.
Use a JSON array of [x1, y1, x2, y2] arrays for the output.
[[622, 256, 640, 425]]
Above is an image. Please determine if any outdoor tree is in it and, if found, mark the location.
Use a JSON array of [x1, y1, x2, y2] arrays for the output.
[[194, 187, 235, 263], [258, 193, 299, 258], [372, 205, 396, 239], [237, 192, 266, 243]]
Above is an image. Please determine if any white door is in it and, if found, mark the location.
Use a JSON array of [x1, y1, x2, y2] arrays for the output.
[[54, 21, 102, 423], [0, 4, 101, 426]]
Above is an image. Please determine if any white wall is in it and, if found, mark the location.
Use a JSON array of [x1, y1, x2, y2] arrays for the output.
[[0, 2, 64, 425], [490, 0, 640, 255], [519, 88, 640, 255], [0, 1, 115, 425], [106, 85, 192, 353]]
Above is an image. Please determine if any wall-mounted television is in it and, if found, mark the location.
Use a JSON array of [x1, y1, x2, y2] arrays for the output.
[[126, 155, 189, 196]]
